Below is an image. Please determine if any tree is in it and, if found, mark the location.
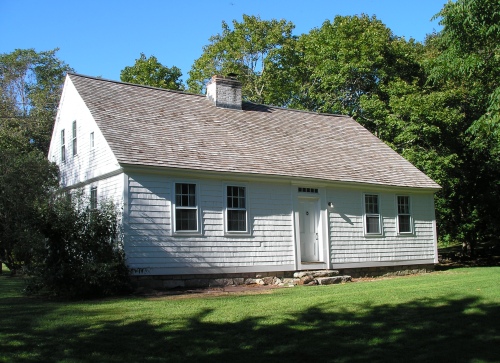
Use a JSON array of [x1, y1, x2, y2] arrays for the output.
[[358, 0, 500, 254], [187, 15, 297, 105], [294, 15, 424, 116], [428, 0, 500, 255], [0, 49, 71, 272], [25, 194, 131, 298], [120, 53, 184, 90], [0, 128, 59, 274], [0, 48, 73, 154]]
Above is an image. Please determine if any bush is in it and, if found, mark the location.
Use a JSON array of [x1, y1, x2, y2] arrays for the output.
[[25, 193, 132, 298]]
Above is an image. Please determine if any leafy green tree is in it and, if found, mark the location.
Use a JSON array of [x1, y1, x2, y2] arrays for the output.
[[120, 53, 184, 90], [428, 0, 500, 254], [0, 48, 72, 154], [25, 194, 131, 298], [295, 15, 424, 116], [359, 0, 500, 254], [0, 127, 59, 274], [0, 49, 70, 271], [187, 14, 297, 105]]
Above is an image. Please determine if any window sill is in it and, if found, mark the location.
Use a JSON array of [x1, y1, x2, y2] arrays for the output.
[[172, 231, 202, 237], [397, 232, 415, 237], [364, 233, 384, 238], [224, 232, 252, 238]]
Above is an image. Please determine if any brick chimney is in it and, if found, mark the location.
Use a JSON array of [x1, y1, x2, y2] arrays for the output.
[[206, 75, 242, 110]]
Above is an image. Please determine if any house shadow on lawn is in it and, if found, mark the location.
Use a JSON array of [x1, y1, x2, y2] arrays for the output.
[[1, 280, 499, 363]]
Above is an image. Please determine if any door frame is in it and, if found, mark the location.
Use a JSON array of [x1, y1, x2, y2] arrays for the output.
[[293, 190, 329, 270]]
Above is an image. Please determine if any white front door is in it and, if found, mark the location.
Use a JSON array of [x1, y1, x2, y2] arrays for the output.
[[299, 199, 319, 262]]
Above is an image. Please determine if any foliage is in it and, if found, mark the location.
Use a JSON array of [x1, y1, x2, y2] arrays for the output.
[[0, 128, 59, 274], [120, 53, 184, 90], [0, 48, 73, 154], [24, 193, 131, 298], [187, 14, 297, 105], [0, 48, 69, 272], [294, 15, 424, 116], [1, 268, 499, 362], [427, 0, 500, 252]]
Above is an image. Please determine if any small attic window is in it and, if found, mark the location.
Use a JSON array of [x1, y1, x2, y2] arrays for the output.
[[90, 132, 95, 149], [72, 121, 77, 156], [298, 187, 319, 194]]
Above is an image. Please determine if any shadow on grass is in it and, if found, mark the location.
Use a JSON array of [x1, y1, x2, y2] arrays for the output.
[[1, 278, 499, 362]]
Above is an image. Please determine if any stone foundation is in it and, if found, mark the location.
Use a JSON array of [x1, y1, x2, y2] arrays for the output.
[[131, 264, 435, 290], [338, 264, 435, 278]]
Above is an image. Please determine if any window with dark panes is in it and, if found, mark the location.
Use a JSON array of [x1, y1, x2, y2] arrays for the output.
[[61, 129, 66, 162], [72, 121, 77, 156], [90, 186, 97, 209], [365, 194, 381, 234], [175, 183, 198, 232], [227, 186, 247, 232], [397, 196, 412, 233]]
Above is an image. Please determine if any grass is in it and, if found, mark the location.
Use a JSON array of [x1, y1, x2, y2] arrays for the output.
[[1, 267, 499, 363]]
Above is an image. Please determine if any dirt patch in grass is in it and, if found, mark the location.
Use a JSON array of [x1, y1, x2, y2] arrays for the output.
[[137, 283, 287, 300]]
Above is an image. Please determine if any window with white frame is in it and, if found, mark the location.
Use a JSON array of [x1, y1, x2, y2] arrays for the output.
[[60, 129, 66, 162], [72, 121, 77, 156], [226, 185, 247, 233], [397, 196, 412, 233], [174, 183, 198, 232], [90, 186, 97, 209], [364, 194, 381, 234], [90, 132, 95, 149]]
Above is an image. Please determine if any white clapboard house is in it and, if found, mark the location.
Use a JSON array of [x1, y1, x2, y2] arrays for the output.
[[48, 73, 440, 284]]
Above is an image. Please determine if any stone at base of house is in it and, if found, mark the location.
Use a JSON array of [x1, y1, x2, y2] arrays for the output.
[[130, 264, 435, 290]]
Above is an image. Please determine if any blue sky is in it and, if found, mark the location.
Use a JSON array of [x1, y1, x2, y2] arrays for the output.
[[0, 0, 446, 85]]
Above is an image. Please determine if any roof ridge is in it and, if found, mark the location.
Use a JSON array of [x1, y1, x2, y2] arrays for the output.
[[68, 73, 349, 117], [67, 72, 205, 98], [243, 101, 347, 118]]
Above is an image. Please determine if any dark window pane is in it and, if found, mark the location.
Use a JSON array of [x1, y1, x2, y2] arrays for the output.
[[90, 187, 97, 209], [398, 196, 409, 214], [228, 210, 246, 231], [176, 209, 197, 231], [365, 195, 379, 214], [176, 183, 196, 207], [399, 215, 411, 233], [366, 215, 380, 234]]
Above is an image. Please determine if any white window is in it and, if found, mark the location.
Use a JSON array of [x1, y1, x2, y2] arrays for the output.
[[72, 120, 77, 156], [225, 185, 248, 233], [60, 129, 66, 162], [364, 194, 381, 235], [90, 186, 97, 209], [90, 132, 95, 149], [397, 196, 412, 234], [174, 183, 199, 233]]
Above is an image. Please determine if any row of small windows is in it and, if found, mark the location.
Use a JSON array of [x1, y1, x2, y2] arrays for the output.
[[60, 121, 94, 163], [174, 183, 248, 234], [364, 194, 412, 235], [298, 187, 319, 194]]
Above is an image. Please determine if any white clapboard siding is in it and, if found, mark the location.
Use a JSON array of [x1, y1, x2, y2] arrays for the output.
[[327, 188, 436, 264], [124, 175, 296, 274], [92, 173, 124, 208], [48, 77, 120, 188]]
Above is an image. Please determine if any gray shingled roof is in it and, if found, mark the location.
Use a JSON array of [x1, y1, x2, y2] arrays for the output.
[[69, 73, 440, 189]]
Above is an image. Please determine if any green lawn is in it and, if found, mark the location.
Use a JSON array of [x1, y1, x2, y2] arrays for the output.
[[1, 267, 499, 363]]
